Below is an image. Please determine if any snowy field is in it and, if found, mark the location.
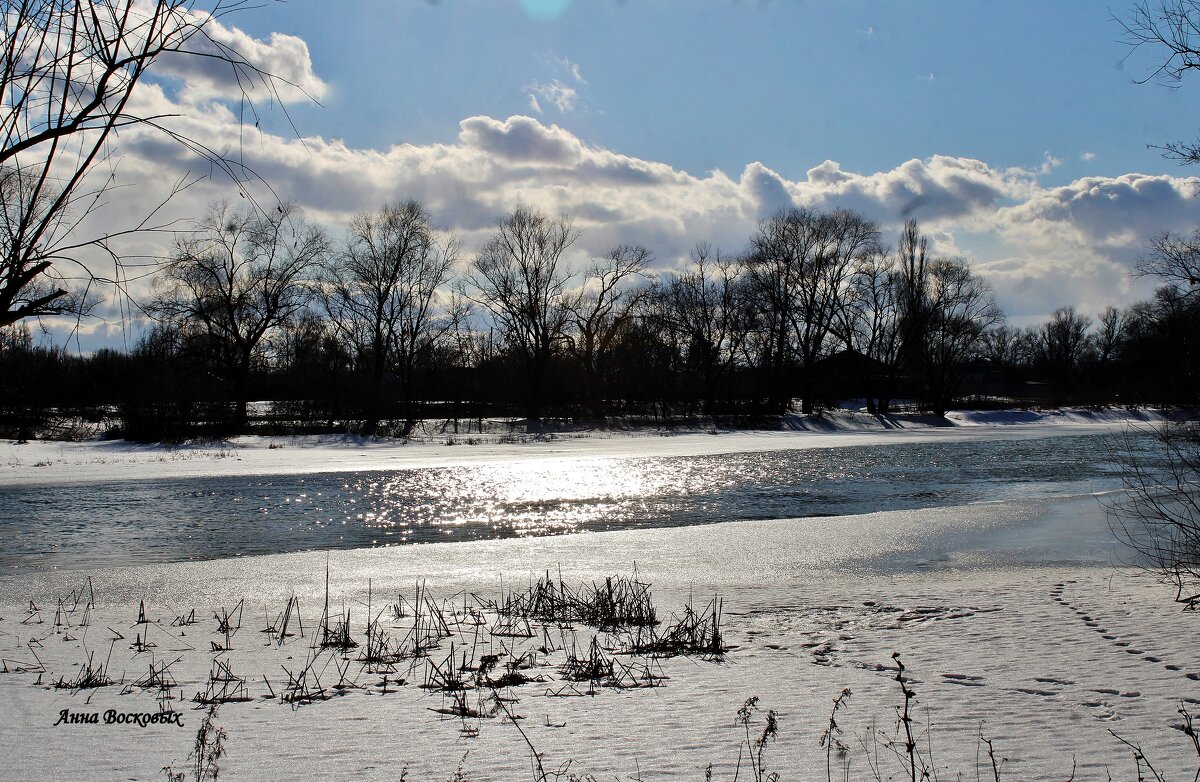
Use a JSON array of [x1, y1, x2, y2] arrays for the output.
[[0, 409, 1195, 781]]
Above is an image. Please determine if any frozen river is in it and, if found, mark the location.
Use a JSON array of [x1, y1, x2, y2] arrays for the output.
[[0, 430, 1152, 571]]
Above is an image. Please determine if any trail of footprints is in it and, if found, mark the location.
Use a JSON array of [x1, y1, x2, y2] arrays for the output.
[[762, 585, 1197, 725], [765, 602, 1002, 670], [1049, 579, 1200, 720]]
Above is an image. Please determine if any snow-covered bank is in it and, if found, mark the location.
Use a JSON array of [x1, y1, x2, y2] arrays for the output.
[[0, 407, 1167, 488], [0, 496, 1196, 781]]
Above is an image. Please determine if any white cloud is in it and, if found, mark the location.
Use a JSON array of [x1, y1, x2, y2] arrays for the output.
[[523, 55, 589, 115], [555, 55, 588, 85], [785, 156, 1040, 225], [523, 79, 579, 114], [152, 13, 327, 105], [1081, 151, 1097, 161], [66, 55, 1200, 332]]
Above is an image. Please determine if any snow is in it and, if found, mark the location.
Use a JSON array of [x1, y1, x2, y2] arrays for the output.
[[0, 406, 1166, 488], [0, 410, 1195, 781]]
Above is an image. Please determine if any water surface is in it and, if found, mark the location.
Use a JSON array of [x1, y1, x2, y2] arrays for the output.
[[0, 431, 1153, 571]]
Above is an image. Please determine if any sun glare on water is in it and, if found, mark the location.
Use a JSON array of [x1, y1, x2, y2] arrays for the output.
[[341, 457, 674, 540]]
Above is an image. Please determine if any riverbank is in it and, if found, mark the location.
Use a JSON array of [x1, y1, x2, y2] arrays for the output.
[[0, 406, 1166, 488], [0, 495, 1196, 781]]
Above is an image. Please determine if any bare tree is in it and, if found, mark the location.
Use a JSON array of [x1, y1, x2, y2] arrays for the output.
[[1, 0, 300, 327], [895, 218, 931, 379], [909, 257, 1004, 417], [1105, 3, 1200, 606], [1030, 306, 1093, 401], [1139, 230, 1200, 301], [1108, 290, 1200, 604], [148, 201, 328, 430], [839, 245, 903, 415], [652, 243, 750, 417], [888, 220, 1004, 416], [468, 207, 580, 424], [980, 323, 1027, 375], [1108, 422, 1200, 609], [567, 244, 650, 418], [0, 166, 95, 325], [320, 202, 459, 434], [1121, 1, 1200, 163], [1095, 305, 1128, 370], [745, 207, 880, 414]]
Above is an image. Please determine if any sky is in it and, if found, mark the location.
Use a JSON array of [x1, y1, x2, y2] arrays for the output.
[[49, 0, 1200, 348]]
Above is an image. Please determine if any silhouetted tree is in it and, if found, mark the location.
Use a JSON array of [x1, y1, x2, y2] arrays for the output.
[[1095, 306, 1128, 372], [1, 1, 298, 327], [650, 244, 749, 416], [274, 313, 350, 428], [908, 257, 1004, 417], [319, 201, 459, 434], [1121, 1, 1200, 164], [148, 201, 329, 430], [895, 219, 931, 380], [1140, 230, 1200, 301], [567, 244, 650, 418], [745, 207, 880, 414], [468, 207, 579, 425], [840, 245, 903, 414], [1030, 306, 1093, 402], [981, 323, 1027, 375]]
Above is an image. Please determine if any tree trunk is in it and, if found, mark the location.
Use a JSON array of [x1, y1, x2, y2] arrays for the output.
[[233, 362, 251, 434]]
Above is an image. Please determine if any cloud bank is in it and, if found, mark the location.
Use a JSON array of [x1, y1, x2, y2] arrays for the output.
[[63, 15, 1200, 343]]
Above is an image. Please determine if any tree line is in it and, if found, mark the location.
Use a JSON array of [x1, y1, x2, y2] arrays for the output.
[[1, 200, 1197, 441]]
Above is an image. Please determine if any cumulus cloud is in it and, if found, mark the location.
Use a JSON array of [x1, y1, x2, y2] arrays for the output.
[[786, 156, 1038, 225], [1001, 173, 1200, 250], [152, 13, 327, 105], [458, 115, 584, 164], [74, 64, 1200, 331]]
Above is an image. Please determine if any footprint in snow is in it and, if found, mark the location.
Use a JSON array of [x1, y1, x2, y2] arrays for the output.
[[1083, 700, 1120, 721], [941, 673, 985, 686]]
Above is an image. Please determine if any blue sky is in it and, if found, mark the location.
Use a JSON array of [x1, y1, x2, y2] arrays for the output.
[[55, 1, 1200, 347], [234, 1, 1198, 185]]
